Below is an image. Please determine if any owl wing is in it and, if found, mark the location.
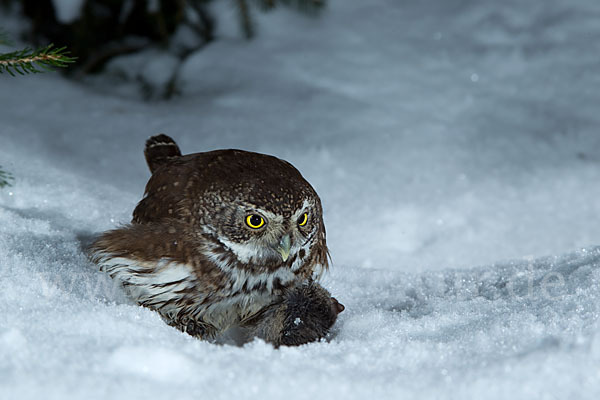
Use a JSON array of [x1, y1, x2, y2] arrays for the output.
[[134, 141, 229, 224], [90, 221, 228, 328], [132, 155, 197, 224]]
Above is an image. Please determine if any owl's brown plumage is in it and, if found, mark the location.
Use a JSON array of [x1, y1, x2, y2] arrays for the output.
[[91, 134, 338, 344]]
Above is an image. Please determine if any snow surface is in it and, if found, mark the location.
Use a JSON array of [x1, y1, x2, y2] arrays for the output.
[[51, 0, 86, 24], [2, 0, 600, 399]]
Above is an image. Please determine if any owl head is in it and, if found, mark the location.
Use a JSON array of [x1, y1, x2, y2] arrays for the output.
[[186, 150, 330, 276]]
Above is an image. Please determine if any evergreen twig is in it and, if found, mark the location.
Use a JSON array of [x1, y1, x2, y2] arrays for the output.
[[0, 166, 14, 188], [0, 44, 75, 76], [236, 0, 254, 39]]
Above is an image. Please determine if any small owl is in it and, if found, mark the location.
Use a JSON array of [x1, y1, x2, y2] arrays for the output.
[[91, 134, 343, 345]]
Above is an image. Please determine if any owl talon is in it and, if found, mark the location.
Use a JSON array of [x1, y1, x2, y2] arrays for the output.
[[186, 320, 205, 337], [172, 317, 214, 339]]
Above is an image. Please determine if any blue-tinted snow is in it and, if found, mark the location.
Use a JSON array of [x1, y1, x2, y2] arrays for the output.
[[2, 0, 600, 399]]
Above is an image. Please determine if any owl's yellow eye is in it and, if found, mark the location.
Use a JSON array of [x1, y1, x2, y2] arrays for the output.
[[246, 214, 265, 229], [297, 212, 308, 227]]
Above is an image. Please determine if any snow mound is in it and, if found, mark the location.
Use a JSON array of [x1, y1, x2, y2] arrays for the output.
[[1, 196, 599, 399]]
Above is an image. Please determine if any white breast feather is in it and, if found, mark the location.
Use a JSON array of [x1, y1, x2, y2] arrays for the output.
[[92, 252, 198, 317], [92, 249, 294, 330]]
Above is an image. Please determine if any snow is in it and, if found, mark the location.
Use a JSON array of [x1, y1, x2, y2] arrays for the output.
[[51, 0, 86, 24], [2, 0, 600, 398]]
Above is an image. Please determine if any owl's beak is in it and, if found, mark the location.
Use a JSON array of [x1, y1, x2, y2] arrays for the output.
[[276, 234, 291, 262]]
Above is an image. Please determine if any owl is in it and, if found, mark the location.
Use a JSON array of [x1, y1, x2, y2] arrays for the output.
[[90, 134, 343, 345]]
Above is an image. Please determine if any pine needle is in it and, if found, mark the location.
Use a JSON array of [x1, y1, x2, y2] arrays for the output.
[[0, 44, 76, 76], [0, 165, 14, 188]]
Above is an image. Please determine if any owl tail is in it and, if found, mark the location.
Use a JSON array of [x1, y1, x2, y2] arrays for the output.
[[144, 134, 182, 173]]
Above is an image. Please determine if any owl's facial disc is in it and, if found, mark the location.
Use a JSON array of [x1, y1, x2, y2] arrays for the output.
[[213, 199, 317, 267]]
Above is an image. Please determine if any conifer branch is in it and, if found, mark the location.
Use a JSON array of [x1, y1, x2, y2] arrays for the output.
[[0, 166, 14, 188], [0, 44, 75, 76], [236, 0, 254, 39]]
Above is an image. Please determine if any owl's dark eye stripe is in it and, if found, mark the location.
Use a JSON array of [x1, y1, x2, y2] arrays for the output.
[[297, 212, 309, 227], [246, 214, 265, 229]]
